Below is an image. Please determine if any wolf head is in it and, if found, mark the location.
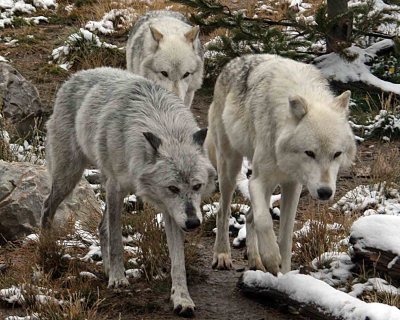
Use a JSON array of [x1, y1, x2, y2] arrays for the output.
[[137, 128, 216, 231], [141, 25, 203, 101], [276, 90, 356, 201]]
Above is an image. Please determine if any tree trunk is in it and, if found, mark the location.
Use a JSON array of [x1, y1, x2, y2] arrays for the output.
[[326, 0, 352, 53]]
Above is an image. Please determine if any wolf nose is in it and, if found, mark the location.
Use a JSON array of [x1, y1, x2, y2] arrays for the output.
[[317, 187, 332, 200], [185, 217, 201, 230]]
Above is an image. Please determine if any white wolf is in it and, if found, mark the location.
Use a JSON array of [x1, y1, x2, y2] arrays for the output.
[[206, 54, 356, 274], [126, 10, 203, 107], [41, 67, 216, 317]]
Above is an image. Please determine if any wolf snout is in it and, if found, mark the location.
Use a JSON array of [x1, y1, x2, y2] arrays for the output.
[[317, 187, 333, 201], [185, 217, 201, 231]]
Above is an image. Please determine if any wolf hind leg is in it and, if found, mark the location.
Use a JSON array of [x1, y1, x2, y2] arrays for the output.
[[41, 150, 87, 230], [212, 138, 242, 270]]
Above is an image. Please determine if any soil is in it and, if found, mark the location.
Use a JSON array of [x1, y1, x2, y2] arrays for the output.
[[135, 237, 305, 320]]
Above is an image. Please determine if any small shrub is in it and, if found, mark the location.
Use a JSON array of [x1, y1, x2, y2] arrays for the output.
[[51, 28, 125, 71], [292, 203, 355, 268], [122, 205, 169, 282]]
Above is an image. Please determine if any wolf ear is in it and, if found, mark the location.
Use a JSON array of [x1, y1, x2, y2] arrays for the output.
[[185, 26, 200, 43], [143, 132, 162, 152], [193, 128, 208, 147], [335, 90, 351, 115], [289, 95, 308, 121], [150, 26, 164, 43]]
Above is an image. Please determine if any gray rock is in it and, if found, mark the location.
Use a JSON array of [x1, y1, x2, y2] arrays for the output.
[[0, 63, 45, 136], [0, 160, 101, 242]]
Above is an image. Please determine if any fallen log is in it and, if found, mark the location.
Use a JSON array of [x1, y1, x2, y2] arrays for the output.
[[237, 274, 341, 320], [350, 240, 400, 285], [349, 215, 400, 286], [237, 270, 400, 320]]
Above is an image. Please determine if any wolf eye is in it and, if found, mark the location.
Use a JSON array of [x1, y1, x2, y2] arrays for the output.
[[182, 72, 190, 79], [305, 151, 315, 159], [168, 186, 180, 194], [334, 151, 342, 159], [192, 183, 202, 191], [161, 71, 169, 78]]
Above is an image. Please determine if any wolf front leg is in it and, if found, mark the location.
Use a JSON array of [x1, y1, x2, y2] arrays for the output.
[[212, 149, 242, 269], [249, 160, 281, 275], [104, 178, 129, 288], [245, 208, 266, 271], [164, 213, 195, 317], [278, 182, 302, 273]]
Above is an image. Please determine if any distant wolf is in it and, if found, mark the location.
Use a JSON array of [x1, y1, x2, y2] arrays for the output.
[[206, 54, 356, 274], [41, 67, 216, 317], [126, 10, 204, 107]]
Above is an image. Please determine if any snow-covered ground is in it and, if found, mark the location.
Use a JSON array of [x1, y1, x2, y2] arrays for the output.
[[0, 0, 56, 28]]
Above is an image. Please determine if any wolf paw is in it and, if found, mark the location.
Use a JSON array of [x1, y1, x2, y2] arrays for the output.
[[260, 251, 281, 275], [108, 276, 129, 288], [171, 291, 195, 318], [248, 255, 266, 272], [212, 252, 233, 270]]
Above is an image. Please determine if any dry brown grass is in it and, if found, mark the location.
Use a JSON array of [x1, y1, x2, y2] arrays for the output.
[[292, 202, 357, 269], [0, 222, 106, 319], [122, 205, 169, 282], [370, 146, 400, 184]]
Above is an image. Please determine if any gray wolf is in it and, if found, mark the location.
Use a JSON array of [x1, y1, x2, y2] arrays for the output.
[[206, 54, 356, 274], [126, 10, 204, 107], [41, 67, 216, 317]]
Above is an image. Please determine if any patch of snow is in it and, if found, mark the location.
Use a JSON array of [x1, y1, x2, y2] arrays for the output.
[[0, 55, 9, 62], [82, 244, 101, 262], [5, 314, 39, 320], [79, 271, 98, 279], [310, 252, 355, 287], [233, 226, 246, 248], [85, 8, 136, 34], [23, 15, 48, 25], [125, 268, 141, 279], [33, 0, 57, 10], [388, 256, 399, 269], [350, 215, 400, 256], [332, 182, 400, 216]]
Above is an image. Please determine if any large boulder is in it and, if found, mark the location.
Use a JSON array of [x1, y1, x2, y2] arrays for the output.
[[0, 63, 46, 136], [0, 160, 101, 242]]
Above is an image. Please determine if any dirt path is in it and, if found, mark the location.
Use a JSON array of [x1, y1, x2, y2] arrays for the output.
[[136, 237, 304, 320]]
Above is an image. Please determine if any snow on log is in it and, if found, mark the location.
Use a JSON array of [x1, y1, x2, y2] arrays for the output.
[[314, 39, 400, 95], [350, 215, 400, 283], [238, 270, 400, 320]]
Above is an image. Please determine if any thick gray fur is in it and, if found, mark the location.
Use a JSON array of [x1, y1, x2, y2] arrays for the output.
[[41, 67, 216, 316], [126, 10, 204, 107]]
